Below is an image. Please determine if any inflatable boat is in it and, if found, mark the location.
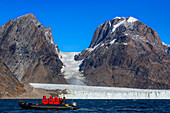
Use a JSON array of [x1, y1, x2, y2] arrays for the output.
[[18, 101, 79, 110]]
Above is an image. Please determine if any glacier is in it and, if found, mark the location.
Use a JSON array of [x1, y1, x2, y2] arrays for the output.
[[59, 52, 86, 85], [30, 83, 170, 99]]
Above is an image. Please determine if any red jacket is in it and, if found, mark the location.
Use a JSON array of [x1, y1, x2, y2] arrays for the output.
[[59, 98, 62, 104], [48, 95, 54, 104], [42, 96, 48, 104], [54, 97, 60, 104]]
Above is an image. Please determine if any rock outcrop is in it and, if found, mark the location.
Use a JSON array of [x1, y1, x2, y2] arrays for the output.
[[75, 17, 170, 89], [0, 14, 66, 83], [162, 42, 170, 55], [0, 59, 25, 98]]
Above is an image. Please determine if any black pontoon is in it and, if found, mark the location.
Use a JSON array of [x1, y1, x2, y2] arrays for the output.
[[18, 101, 79, 110]]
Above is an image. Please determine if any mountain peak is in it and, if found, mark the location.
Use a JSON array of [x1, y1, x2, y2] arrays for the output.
[[113, 16, 138, 22], [0, 14, 64, 83], [127, 17, 138, 23], [113, 17, 126, 20], [17, 13, 37, 20], [114, 17, 121, 19], [76, 16, 170, 89], [15, 13, 44, 29]]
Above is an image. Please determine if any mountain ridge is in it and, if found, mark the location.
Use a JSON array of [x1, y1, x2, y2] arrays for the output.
[[0, 14, 169, 89]]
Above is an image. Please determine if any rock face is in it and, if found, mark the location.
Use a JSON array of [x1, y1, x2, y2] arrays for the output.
[[0, 59, 25, 98], [162, 42, 170, 55], [75, 17, 170, 89], [0, 14, 66, 83]]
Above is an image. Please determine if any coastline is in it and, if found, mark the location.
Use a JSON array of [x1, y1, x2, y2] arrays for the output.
[[1, 83, 169, 99]]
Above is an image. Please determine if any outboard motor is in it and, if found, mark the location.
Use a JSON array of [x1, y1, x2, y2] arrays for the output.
[[71, 102, 77, 107]]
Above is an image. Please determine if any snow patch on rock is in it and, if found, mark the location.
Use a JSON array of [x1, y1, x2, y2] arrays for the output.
[[130, 34, 149, 43], [122, 43, 128, 45], [87, 42, 101, 52], [100, 43, 104, 47], [44, 29, 54, 44], [127, 17, 138, 23], [54, 45, 59, 54], [86, 16, 139, 53], [114, 17, 121, 19], [110, 39, 116, 44], [108, 21, 111, 27], [162, 42, 170, 47], [162, 42, 170, 54], [111, 19, 126, 33]]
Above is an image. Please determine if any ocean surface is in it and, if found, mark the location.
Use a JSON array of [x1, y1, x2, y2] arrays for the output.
[[0, 99, 169, 113]]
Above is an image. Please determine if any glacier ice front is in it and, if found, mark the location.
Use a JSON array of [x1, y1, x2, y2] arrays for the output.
[[30, 83, 170, 99]]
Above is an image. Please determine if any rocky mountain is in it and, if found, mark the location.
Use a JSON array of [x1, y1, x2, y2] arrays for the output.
[[0, 14, 66, 83], [0, 59, 25, 98], [75, 17, 170, 89], [162, 42, 170, 55]]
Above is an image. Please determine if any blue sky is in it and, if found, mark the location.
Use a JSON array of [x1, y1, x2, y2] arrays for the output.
[[0, 0, 170, 52]]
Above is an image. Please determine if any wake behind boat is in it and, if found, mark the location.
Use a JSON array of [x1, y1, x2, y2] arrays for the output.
[[18, 101, 79, 110]]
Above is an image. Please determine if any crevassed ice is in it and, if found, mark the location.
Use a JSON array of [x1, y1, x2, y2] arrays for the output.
[[59, 52, 86, 85], [30, 83, 170, 99]]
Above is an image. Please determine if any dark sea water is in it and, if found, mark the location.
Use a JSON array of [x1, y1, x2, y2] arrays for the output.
[[0, 99, 169, 113]]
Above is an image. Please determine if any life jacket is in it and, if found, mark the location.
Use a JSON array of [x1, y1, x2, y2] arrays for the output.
[[53, 97, 60, 104], [59, 98, 62, 104], [42, 96, 48, 104], [62, 97, 66, 104], [48, 95, 54, 104]]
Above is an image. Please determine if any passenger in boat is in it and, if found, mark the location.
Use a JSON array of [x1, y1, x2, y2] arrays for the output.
[[59, 98, 62, 104], [48, 95, 54, 104], [42, 96, 48, 104], [54, 96, 60, 104], [62, 97, 66, 104]]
